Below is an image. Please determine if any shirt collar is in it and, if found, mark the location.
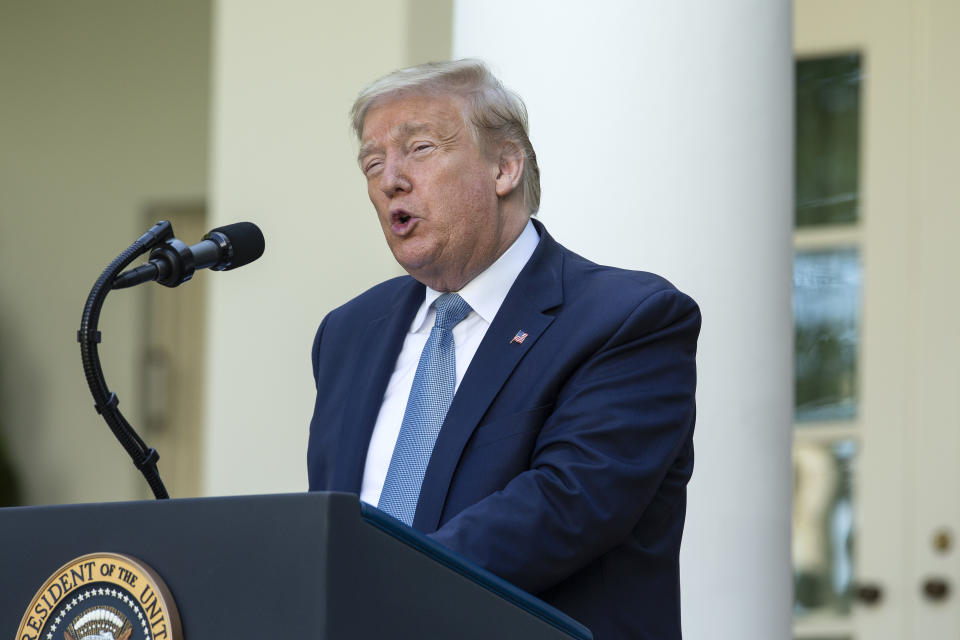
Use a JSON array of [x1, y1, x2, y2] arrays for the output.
[[409, 219, 540, 333]]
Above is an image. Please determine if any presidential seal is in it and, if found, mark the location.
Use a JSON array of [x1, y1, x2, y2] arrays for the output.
[[16, 553, 182, 640]]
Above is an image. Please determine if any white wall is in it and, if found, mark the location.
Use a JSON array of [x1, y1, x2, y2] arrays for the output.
[[203, 0, 450, 495], [0, 2, 211, 505], [453, 1, 793, 637]]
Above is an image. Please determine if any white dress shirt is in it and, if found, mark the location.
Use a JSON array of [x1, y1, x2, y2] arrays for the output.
[[359, 220, 540, 506]]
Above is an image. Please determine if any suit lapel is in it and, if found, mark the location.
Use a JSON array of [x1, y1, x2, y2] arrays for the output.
[[414, 222, 565, 531], [331, 278, 424, 492]]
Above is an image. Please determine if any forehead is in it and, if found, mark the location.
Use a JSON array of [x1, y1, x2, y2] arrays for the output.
[[360, 93, 469, 147]]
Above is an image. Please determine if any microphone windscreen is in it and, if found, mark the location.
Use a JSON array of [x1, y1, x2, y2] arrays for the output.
[[211, 222, 265, 270]]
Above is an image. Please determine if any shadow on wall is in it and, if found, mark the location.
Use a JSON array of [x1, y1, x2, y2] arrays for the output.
[[0, 330, 23, 506], [0, 430, 20, 506]]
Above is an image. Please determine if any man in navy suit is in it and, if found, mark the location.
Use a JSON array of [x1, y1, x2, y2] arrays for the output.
[[308, 60, 700, 639]]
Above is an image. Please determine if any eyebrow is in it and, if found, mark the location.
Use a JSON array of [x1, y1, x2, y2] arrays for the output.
[[357, 121, 435, 164]]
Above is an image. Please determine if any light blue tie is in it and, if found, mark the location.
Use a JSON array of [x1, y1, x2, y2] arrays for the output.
[[378, 293, 473, 525]]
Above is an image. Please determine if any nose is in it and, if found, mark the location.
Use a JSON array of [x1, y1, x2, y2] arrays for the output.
[[379, 156, 412, 197]]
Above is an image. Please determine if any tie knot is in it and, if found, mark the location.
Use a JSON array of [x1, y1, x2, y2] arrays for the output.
[[433, 293, 472, 330]]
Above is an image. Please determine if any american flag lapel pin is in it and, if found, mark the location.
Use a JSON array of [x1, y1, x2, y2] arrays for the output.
[[510, 329, 529, 344]]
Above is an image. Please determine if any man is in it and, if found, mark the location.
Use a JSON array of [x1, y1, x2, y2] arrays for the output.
[[308, 59, 700, 639]]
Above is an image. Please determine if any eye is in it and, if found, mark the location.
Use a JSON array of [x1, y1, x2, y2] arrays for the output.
[[412, 142, 434, 153], [363, 160, 383, 176]]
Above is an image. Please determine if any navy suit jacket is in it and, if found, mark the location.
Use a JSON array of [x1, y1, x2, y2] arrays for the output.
[[308, 221, 700, 639]]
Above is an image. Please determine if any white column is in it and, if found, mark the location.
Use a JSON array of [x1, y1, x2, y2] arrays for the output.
[[454, 2, 793, 637]]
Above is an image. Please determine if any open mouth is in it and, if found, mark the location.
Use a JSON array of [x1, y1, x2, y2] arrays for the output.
[[390, 210, 418, 235]]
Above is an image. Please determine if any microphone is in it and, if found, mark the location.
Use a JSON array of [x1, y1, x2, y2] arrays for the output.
[[112, 221, 264, 289]]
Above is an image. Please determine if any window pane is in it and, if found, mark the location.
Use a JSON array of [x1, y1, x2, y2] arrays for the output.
[[793, 439, 856, 618], [795, 54, 862, 227], [794, 249, 861, 422]]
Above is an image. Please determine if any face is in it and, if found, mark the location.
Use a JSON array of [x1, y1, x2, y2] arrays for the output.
[[358, 93, 524, 291]]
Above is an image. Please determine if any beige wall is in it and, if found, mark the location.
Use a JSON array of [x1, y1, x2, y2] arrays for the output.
[[0, 0, 453, 504], [202, 0, 451, 495], [0, 2, 211, 504]]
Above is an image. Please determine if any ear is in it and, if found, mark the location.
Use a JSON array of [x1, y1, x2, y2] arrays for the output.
[[494, 142, 525, 198]]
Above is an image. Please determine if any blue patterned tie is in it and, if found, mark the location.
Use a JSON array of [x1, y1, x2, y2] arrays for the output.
[[378, 293, 473, 525]]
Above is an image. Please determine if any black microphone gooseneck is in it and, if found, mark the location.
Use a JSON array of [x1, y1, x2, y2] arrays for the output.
[[78, 220, 174, 499], [78, 220, 264, 499]]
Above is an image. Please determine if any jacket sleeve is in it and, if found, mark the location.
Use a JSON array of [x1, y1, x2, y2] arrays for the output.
[[427, 288, 701, 594]]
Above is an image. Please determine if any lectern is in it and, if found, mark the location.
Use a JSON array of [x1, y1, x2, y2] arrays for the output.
[[1, 492, 592, 639]]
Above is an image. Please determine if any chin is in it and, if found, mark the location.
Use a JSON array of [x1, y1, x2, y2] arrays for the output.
[[393, 254, 432, 279], [398, 261, 449, 289], [390, 243, 431, 271]]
